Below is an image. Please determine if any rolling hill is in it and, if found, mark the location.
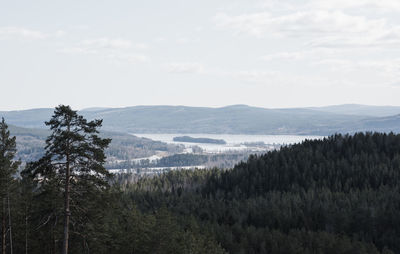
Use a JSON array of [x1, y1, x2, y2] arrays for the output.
[[2, 104, 400, 135]]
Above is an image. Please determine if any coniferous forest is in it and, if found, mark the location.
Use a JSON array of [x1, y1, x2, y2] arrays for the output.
[[2, 106, 400, 253]]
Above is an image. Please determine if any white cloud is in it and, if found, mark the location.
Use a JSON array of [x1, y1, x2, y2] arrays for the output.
[[0, 27, 67, 41], [106, 53, 149, 63], [310, 0, 400, 12], [0, 26, 47, 40], [176, 37, 191, 44], [261, 52, 305, 61], [308, 26, 400, 48], [55, 30, 67, 37], [233, 70, 281, 83], [261, 48, 344, 62], [176, 37, 199, 45], [215, 10, 386, 38], [81, 38, 133, 49], [226, 69, 313, 87], [315, 58, 400, 78], [214, 5, 400, 50], [165, 62, 204, 74], [59, 37, 149, 63], [58, 47, 95, 55]]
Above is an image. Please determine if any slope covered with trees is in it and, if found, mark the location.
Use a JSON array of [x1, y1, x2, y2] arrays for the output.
[[123, 132, 400, 253]]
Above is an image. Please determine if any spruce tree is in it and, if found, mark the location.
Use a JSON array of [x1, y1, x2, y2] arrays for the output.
[[0, 118, 20, 254], [25, 105, 111, 254]]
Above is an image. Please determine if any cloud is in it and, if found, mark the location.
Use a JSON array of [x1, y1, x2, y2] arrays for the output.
[[214, 5, 400, 50], [233, 70, 281, 83], [308, 26, 400, 48], [224, 69, 313, 87], [0, 27, 67, 41], [176, 37, 199, 44], [81, 38, 133, 50], [0, 26, 47, 40], [215, 10, 386, 38], [165, 62, 204, 74], [105, 53, 149, 63], [81, 38, 148, 51], [261, 48, 344, 62], [261, 52, 305, 61], [310, 0, 400, 12], [59, 37, 149, 63], [314, 58, 400, 78], [176, 37, 191, 44]]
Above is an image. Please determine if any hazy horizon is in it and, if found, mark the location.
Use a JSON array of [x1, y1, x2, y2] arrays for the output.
[[2, 103, 400, 112]]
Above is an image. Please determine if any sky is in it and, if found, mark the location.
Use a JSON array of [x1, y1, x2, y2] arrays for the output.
[[1, 0, 400, 110]]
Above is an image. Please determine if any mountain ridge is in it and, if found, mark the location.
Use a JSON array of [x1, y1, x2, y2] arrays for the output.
[[2, 104, 400, 135]]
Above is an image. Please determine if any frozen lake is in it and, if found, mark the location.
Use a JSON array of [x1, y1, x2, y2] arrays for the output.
[[133, 133, 324, 153]]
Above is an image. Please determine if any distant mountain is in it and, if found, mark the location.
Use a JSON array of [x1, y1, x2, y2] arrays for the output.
[[308, 104, 400, 117], [2, 104, 400, 135], [0, 108, 54, 128], [80, 105, 363, 135], [356, 114, 400, 133]]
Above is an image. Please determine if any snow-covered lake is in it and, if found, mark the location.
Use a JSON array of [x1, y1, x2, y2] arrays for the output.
[[133, 133, 324, 153]]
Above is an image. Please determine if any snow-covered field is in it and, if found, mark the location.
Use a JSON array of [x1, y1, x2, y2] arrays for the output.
[[133, 133, 324, 153]]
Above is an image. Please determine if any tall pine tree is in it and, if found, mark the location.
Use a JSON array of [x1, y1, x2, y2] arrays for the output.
[[0, 118, 20, 254], [25, 105, 111, 254]]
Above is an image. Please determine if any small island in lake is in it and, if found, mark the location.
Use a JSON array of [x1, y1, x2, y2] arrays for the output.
[[173, 136, 227, 144]]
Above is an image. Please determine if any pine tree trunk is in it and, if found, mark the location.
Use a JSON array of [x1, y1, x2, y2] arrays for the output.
[[25, 204, 28, 254], [62, 141, 71, 254], [62, 119, 72, 254], [2, 198, 5, 254], [7, 193, 12, 254]]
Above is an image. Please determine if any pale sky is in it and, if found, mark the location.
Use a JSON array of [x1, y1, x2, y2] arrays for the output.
[[1, 0, 400, 110]]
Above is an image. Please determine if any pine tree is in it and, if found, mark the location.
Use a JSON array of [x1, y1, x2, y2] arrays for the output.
[[24, 105, 111, 254], [0, 118, 20, 254]]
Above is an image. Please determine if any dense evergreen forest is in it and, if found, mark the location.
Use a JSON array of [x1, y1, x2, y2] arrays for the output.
[[173, 136, 227, 144], [120, 132, 400, 254], [2, 107, 400, 253]]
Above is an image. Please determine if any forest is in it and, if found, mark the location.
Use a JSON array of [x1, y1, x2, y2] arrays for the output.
[[1, 106, 400, 253], [173, 136, 227, 144]]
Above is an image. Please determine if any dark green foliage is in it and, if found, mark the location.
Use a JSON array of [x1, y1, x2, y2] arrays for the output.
[[23, 105, 112, 254], [173, 136, 227, 144], [123, 132, 400, 253], [0, 118, 20, 254], [7, 129, 400, 253], [0, 118, 20, 193], [157, 154, 209, 167], [210, 132, 400, 195], [8, 107, 225, 254]]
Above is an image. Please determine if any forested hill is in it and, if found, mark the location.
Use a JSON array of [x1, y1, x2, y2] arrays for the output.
[[8, 124, 182, 163], [206, 132, 400, 195], [126, 132, 400, 253], [2, 104, 400, 135]]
